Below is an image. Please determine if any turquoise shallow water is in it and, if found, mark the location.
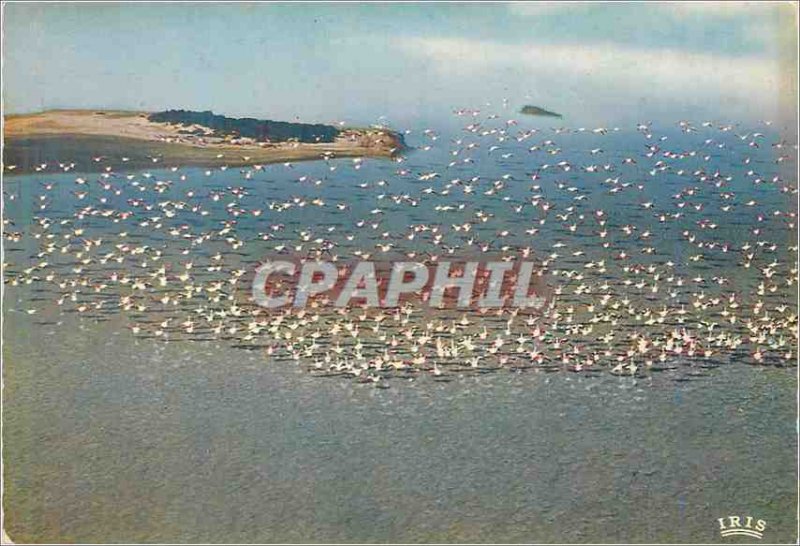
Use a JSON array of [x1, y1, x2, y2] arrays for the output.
[[2, 118, 798, 542]]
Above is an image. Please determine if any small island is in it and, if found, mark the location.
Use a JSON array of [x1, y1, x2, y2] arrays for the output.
[[520, 105, 562, 118], [3, 109, 405, 173]]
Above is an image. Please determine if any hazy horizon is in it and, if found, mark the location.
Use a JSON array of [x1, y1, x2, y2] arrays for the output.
[[3, 2, 799, 129]]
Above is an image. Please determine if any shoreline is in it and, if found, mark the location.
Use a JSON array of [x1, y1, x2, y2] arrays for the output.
[[3, 110, 405, 174]]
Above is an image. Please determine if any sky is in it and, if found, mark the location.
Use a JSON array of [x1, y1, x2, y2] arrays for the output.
[[3, 2, 798, 128]]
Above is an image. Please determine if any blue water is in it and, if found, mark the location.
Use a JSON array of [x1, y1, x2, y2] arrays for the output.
[[3, 115, 797, 542]]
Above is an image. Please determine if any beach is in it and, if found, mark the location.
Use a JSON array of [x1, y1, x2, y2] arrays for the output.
[[4, 110, 404, 173]]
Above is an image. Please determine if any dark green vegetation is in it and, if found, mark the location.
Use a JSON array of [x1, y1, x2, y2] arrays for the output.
[[148, 109, 340, 143], [520, 105, 562, 118]]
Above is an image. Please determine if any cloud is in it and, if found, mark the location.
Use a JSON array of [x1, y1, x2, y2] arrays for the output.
[[393, 36, 786, 122], [666, 1, 781, 17], [506, 2, 585, 16], [508, 1, 778, 18]]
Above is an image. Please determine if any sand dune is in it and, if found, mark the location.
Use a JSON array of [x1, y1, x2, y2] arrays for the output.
[[4, 110, 403, 173]]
